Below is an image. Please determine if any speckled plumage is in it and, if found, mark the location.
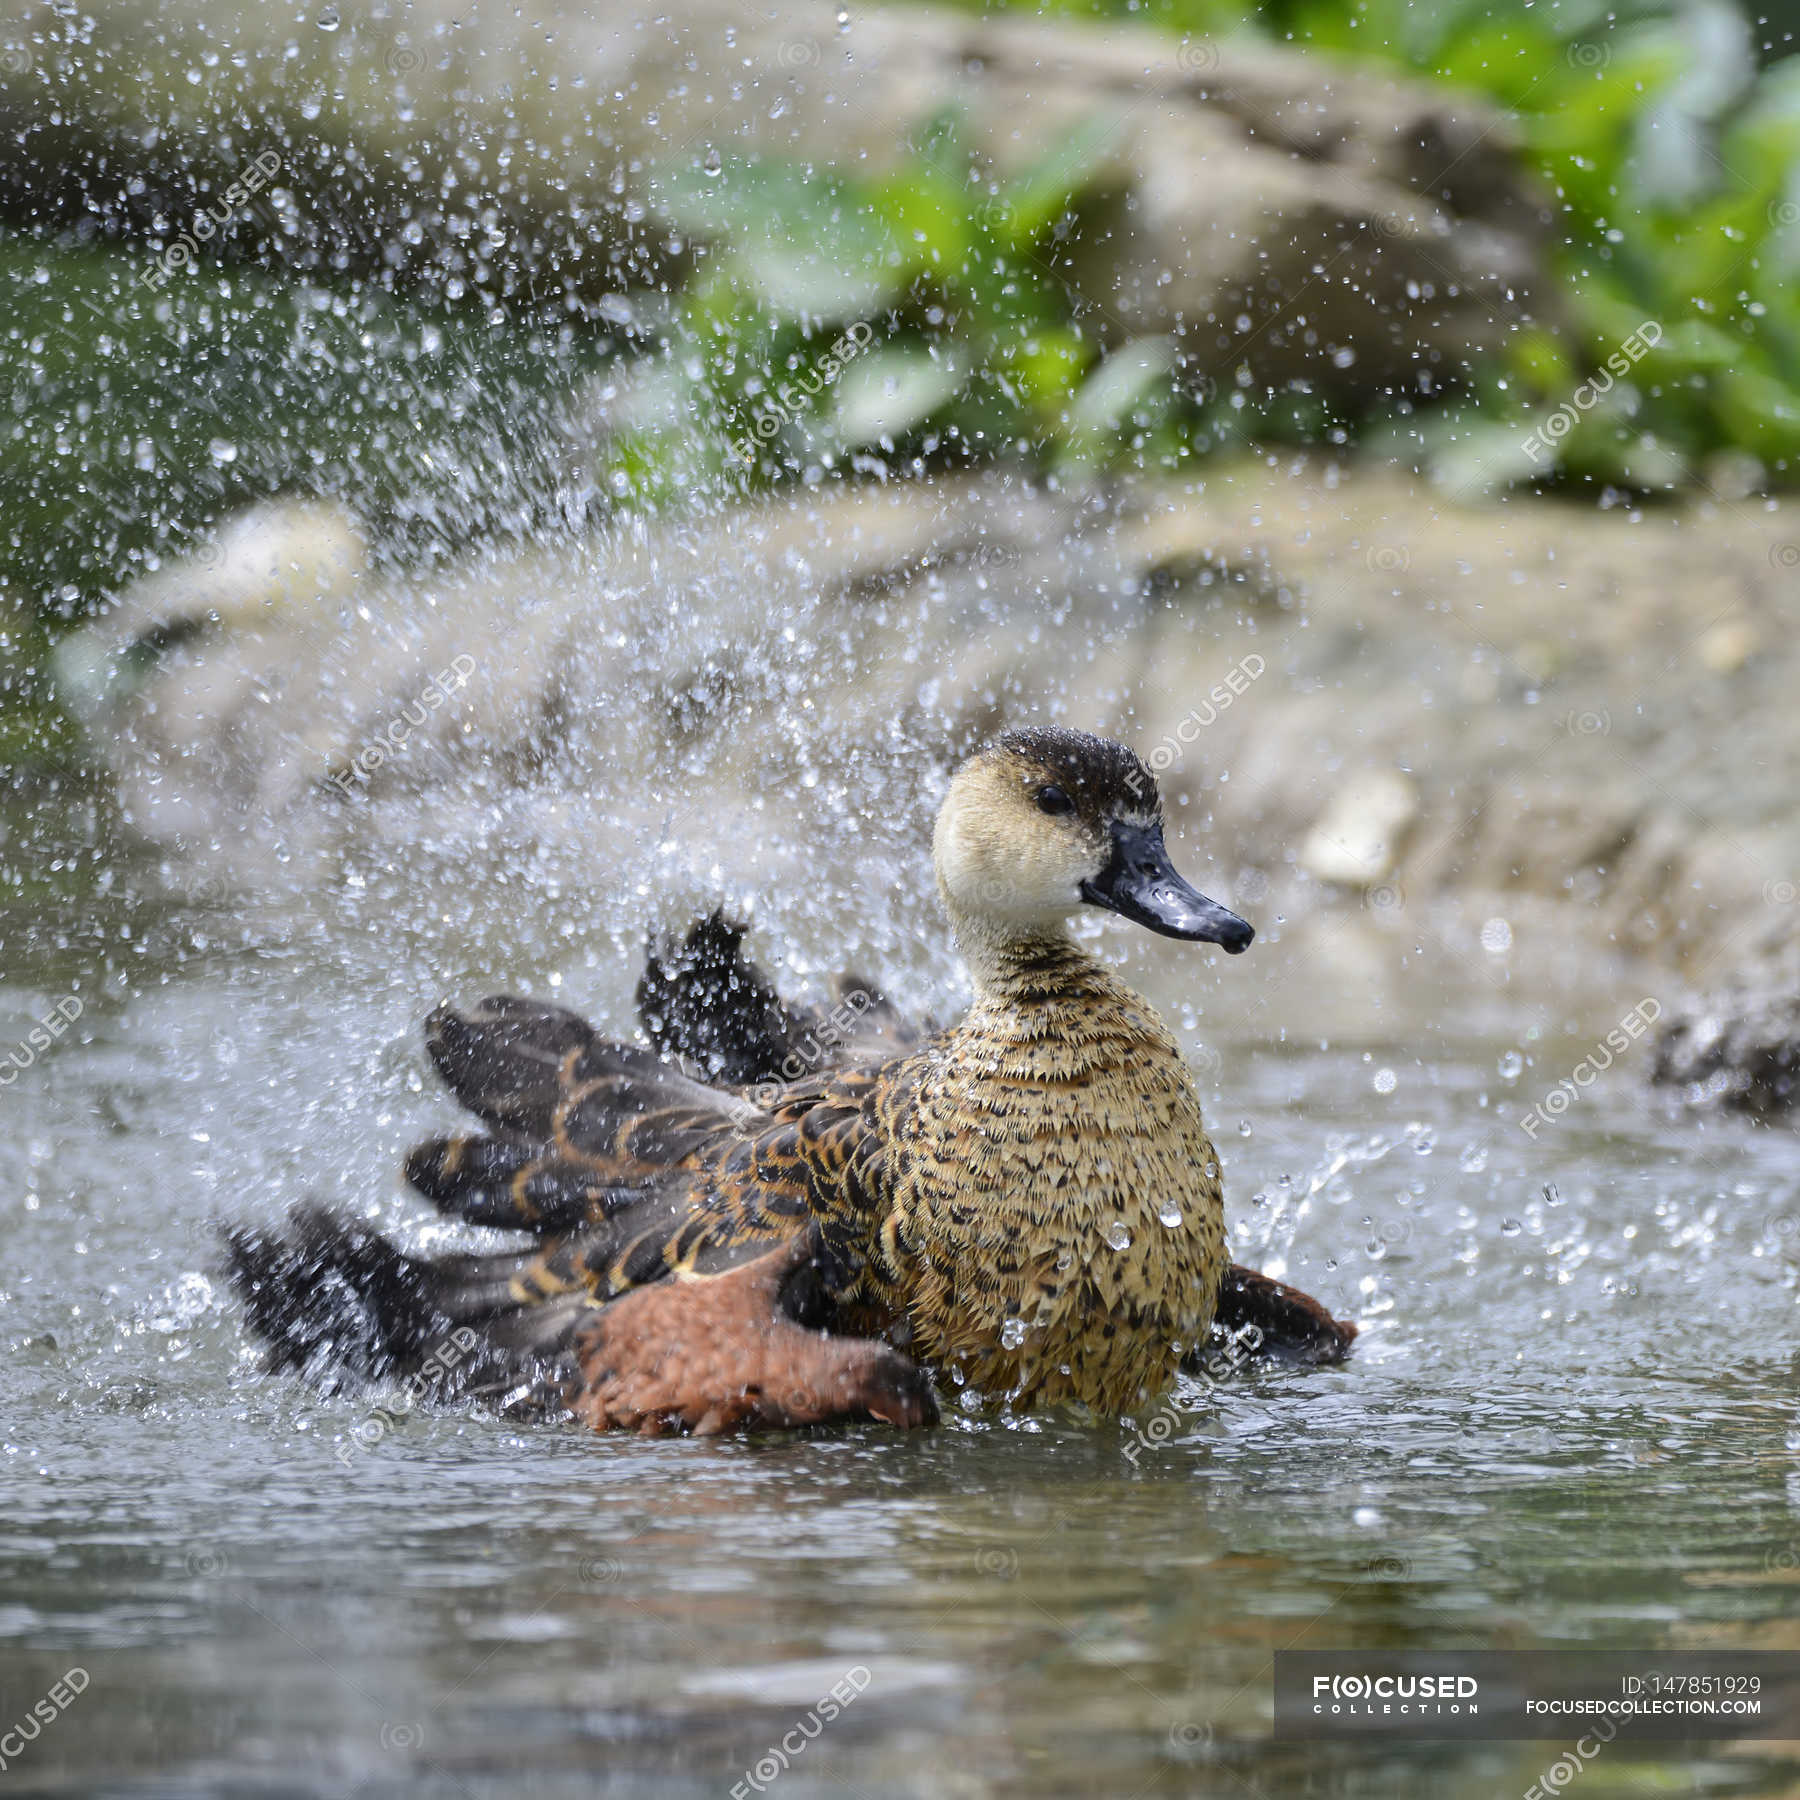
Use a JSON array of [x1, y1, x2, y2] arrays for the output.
[[883, 938, 1225, 1411]]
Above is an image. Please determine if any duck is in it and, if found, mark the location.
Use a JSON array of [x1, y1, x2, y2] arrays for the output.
[[224, 725, 1354, 1435]]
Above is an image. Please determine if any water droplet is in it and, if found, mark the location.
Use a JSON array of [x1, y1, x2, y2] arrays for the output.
[[208, 438, 238, 465], [1104, 1220, 1133, 1251], [999, 1318, 1026, 1350], [317, 4, 340, 28], [1158, 1202, 1183, 1229], [1372, 1067, 1397, 1094], [1236, 1119, 1253, 1138], [1055, 1247, 1073, 1272], [1500, 1217, 1523, 1236], [702, 147, 723, 177], [1497, 1051, 1524, 1081], [147, 1271, 215, 1333]]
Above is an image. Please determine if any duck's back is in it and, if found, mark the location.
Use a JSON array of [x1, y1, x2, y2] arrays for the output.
[[886, 949, 1225, 1414]]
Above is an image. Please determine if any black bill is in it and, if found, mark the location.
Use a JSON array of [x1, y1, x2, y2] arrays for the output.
[[1079, 821, 1254, 952]]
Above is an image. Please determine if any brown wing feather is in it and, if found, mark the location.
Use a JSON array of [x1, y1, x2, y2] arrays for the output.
[[635, 911, 927, 1087], [504, 1054, 915, 1316]]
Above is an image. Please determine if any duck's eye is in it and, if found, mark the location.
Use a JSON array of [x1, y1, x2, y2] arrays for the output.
[[1035, 784, 1074, 817]]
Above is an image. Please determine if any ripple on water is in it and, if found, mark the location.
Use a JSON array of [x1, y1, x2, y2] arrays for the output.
[[1, 899, 1797, 1794]]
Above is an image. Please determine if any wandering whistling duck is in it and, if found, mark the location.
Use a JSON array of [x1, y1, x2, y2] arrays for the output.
[[225, 726, 1354, 1435]]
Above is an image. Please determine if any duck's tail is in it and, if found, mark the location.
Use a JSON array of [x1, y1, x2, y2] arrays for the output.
[[220, 1203, 586, 1404], [1207, 1265, 1357, 1366]]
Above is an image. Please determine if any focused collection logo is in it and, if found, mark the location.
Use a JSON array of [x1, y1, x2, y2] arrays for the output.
[[1276, 1651, 1797, 1740], [1309, 1673, 1480, 1716]]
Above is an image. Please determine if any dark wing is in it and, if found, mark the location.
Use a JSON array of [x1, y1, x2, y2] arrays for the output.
[[222, 983, 928, 1433], [637, 910, 924, 1086], [405, 991, 763, 1239], [635, 910, 815, 1085], [406, 991, 912, 1312]]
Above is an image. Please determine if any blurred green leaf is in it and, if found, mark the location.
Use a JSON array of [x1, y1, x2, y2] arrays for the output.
[[828, 346, 966, 444], [1716, 365, 1800, 458], [993, 112, 1125, 247], [1067, 337, 1177, 435], [658, 158, 898, 315]]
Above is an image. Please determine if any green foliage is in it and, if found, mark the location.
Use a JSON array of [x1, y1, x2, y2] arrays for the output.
[[0, 105, 1182, 714], [1298, 0, 1800, 491], [0, 235, 625, 628], [652, 111, 1198, 479], [942, 0, 1800, 492], [8, 0, 1797, 750]]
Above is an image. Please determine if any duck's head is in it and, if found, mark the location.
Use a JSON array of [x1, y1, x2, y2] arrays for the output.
[[932, 725, 1253, 952]]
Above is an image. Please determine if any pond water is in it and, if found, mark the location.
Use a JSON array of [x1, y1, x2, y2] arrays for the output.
[[2, 797, 1797, 1799]]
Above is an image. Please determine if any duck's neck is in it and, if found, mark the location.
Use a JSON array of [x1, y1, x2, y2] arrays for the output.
[[945, 904, 1108, 1005]]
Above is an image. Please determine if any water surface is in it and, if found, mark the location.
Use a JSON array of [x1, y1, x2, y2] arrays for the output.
[[2, 818, 1797, 1798]]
